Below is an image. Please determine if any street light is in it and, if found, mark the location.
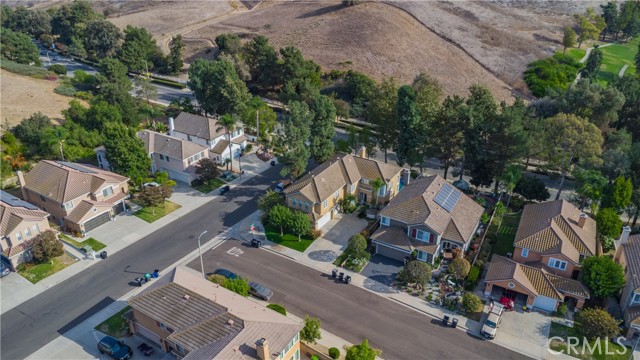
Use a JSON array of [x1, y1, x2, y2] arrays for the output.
[[197, 230, 207, 278]]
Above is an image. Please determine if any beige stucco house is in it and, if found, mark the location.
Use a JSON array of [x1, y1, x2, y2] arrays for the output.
[[125, 266, 302, 360], [614, 228, 640, 338], [17, 161, 129, 236]]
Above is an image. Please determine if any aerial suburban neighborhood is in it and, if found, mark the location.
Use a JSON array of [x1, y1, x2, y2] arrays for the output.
[[0, 1, 639, 360]]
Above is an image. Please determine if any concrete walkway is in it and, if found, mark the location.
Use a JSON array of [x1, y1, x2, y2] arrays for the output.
[[573, 43, 615, 86], [620, 64, 629, 78], [0, 153, 274, 315]]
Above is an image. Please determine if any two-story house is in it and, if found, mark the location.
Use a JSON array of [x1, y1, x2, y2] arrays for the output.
[[125, 266, 303, 360], [0, 191, 53, 269], [614, 227, 640, 338], [283, 150, 403, 230], [17, 161, 129, 236], [137, 130, 209, 184], [370, 175, 484, 264], [170, 112, 247, 164]]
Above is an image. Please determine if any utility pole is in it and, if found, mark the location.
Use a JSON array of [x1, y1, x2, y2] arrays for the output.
[[256, 110, 259, 147]]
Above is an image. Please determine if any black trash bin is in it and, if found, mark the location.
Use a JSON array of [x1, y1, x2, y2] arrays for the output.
[[345, 275, 351, 284], [135, 277, 144, 287], [270, 160, 276, 166], [442, 315, 450, 326], [251, 239, 261, 248], [451, 318, 458, 328], [338, 272, 344, 281], [100, 251, 108, 259], [331, 269, 338, 278]]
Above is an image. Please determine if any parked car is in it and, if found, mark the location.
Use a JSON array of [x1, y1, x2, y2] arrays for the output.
[[214, 268, 237, 280], [219, 185, 231, 195], [1, 263, 10, 278], [249, 281, 273, 301], [98, 336, 133, 360], [272, 180, 292, 193], [481, 301, 505, 339]]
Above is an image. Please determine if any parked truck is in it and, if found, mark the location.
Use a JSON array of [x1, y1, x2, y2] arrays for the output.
[[481, 301, 505, 339]]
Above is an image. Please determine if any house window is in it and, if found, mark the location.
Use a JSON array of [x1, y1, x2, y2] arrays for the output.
[[33, 224, 40, 234], [40, 195, 46, 202], [292, 199, 297, 208], [417, 250, 427, 261], [389, 181, 394, 194], [102, 186, 113, 197], [548, 258, 567, 270], [323, 199, 328, 208], [350, 184, 356, 193], [361, 178, 369, 185], [16, 232, 23, 241], [416, 230, 430, 242], [521, 248, 529, 258], [380, 216, 390, 226], [25, 228, 32, 238], [579, 254, 586, 263], [334, 190, 339, 199], [166, 157, 170, 162], [63, 201, 74, 210], [291, 349, 300, 360], [632, 293, 640, 305], [159, 154, 165, 160], [378, 185, 387, 197]]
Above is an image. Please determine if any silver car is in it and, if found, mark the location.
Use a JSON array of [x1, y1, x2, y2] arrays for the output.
[[249, 281, 273, 301]]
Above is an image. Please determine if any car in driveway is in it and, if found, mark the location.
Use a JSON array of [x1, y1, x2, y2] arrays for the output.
[[97, 336, 132, 360], [219, 185, 231, 195], [1, 263, 10, 278], [481, 301, 505, 339], [214, 268, 237, 279], [249, 281, 273, 301]]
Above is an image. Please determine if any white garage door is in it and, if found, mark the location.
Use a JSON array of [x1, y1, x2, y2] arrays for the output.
[[533, 296, 558, 312], [316, 212, 332, 229]]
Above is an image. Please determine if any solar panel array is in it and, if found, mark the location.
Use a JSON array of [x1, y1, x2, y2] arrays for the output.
[[58, 161, 96, 174], [0, 190, 39, 210], [433, 183, 461, 213]]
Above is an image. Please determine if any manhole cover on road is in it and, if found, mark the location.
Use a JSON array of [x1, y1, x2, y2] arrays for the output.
[[227, 247, 244, 257]]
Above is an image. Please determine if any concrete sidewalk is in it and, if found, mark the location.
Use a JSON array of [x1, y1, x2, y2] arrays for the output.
[[1, 153, 274, 315]]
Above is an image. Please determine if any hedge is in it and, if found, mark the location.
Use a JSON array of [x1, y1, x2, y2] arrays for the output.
[[266, 303, 287, 316], [48, 64, 67, 75], [150, 78, 187, 89]]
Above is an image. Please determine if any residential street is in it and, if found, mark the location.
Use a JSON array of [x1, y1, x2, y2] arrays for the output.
[[0, 166, 281, 360], [189, 241, 529, 360]]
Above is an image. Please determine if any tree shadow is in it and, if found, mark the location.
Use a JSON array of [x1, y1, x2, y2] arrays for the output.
[[297, 4, 344, 19]]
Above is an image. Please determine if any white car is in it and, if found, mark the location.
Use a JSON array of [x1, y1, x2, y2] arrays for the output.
[[481, 301, 505, 339]]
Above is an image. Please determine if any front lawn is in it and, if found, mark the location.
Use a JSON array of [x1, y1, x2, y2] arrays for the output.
[[95, 306, 131, 338], [548, 322, 628, 360], [60, 234, 106, 252], [333, 251, 370, 273], [134, 200, 181, 223], [17, 253, 77, 284], [488, 212, 521, 260], [264, 224, 314, 252], [194, 178, 226, 194]]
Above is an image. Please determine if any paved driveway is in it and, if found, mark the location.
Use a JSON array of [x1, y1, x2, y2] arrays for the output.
[[492, 307, 552, 359], [304, 215, 367, 263], [361, 255, 402, 294]]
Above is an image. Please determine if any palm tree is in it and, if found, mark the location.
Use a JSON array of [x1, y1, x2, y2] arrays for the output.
[[216, 114, 238, 172], [370, 177, 386, 208], [498, 164, 523, 210], [41, 127, 69, 160]]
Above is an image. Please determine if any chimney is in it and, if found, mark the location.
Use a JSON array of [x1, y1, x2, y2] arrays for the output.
[[357, 146, 367, 159], [620, 226, 632, 245], [402, 169, 411, 186], [256, 338, 269, 360], [168, 117, 175, 136], [16, 171, 27, 199], [578, 213, 588, 228]]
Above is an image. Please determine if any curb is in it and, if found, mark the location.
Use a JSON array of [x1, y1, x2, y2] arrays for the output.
[[388, 297, 472, 333]]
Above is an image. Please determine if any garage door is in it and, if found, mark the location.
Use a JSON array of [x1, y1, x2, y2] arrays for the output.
[[316, 212, 332, 229], [533, 295, 558, 312], [83, 212, 111, 233], [375, 243, 408, 262]]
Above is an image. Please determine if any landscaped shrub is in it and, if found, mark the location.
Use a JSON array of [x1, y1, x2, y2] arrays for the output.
[[462, 293, 482, 313], [32, 230, 64, 263], [329, 347, 340, 360], [555, 303, 568, 317], [575, 308, 620, 339], [54, 84, 76, 97], [524, 53, 583, 98], [347, 234, 368, 258], [47, 64, 67, 75], [465, 265, 481, 290], [309, 229, 322, 240], [266, 303, 287, 316], [207, 274, 226, 286]]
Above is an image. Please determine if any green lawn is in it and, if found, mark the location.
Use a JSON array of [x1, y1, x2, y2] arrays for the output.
[[60, 234, 106, 252], [194, 178, 226, 193], [264, 224, 314, 252], [565, 48, 587, 63], [134, 200, 181, 223], [548, 322, 628, 360], [596, 38, 639, 85], [17, 253, 77, 284], [95, 306, 131, 338], [488, 212, 521, 260]]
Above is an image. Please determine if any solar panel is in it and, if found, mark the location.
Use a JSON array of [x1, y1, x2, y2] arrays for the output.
[[57, 161, 96, 174], [434, 183, 461, 213], [0, 190, 39, 210]]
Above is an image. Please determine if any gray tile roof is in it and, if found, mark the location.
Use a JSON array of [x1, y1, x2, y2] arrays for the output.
[[622, 234, 640, 291], [174, 112, 225, 140], [0, 191, 49, 236], [138, 130, 208, 161]]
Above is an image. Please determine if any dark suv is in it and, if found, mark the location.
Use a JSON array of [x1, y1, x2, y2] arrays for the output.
[[98, 336, 133, 360]]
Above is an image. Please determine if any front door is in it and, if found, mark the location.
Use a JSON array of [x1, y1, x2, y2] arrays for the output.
[[359, 192, 367, 204]]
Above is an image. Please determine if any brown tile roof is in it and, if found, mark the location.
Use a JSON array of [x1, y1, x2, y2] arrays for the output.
[[0, 191, 49, 237], [211, 139, 230, 155], [128, 266, 302, 360], [380, 175, 484, 243], [174, 112, 225, 140], [2, 236, 37, 258], [371, 226, 438, 254], [621, 234, 640, 291], [514, 200, 597, 263], [485, 256, 589, 300], [625, 305, 640, 326], [22, 161, 128, 203], [138, 130, 207, 161]]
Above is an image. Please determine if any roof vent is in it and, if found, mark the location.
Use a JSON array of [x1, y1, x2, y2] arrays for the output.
[[227, 319, 234, 326], [183, 294, 190, 301]]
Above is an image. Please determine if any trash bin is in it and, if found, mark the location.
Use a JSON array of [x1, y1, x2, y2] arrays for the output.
[[442, 315, 450, 326], [99, 251, 107, 259], [135, 277, 144, 287], [251, 239, 261, 248], [331, 269, 338, 278], [153, 269, 159, 278], [451, 318, 458, 328], [270, 160, 276, 166], [338, 272, 344, 281], [144, 273, 151, 282], [345, 275, 351, 284]]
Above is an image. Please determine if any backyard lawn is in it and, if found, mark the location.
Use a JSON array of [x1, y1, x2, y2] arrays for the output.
[[264, 224, 314, 252], [548, 321, 628, 360], [194, 178, 226, 194], [488, 212, 521, 260], [134, 200, 181, 223], [17, 253, 77, 284], [95, 306, 131, 338], [60, 234, 106, 252]]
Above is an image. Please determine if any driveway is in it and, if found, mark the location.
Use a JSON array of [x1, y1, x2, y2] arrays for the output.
[[304, 215, 368, 263], [492, 307, 551, 359], [361, 255, 402, 294]]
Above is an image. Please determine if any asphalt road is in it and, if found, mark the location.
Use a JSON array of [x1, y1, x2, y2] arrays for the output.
[[0, 166, 282, 360], [190, 241, 529, 360]]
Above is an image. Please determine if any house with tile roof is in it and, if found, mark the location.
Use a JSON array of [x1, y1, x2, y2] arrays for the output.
[[17, 161, 129, 236], [283, 151, 404, 230], [370, 175, 484, 264], [0, 190, 53, 269], [170, 112, 247, 164], [614, 227, 640, 338], [483, 255, 590, 312], [125, 266, 302, 360]]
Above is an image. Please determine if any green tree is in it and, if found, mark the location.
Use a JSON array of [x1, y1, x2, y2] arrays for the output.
[[216, 114, 240, 171], [103, 123, 151, 179], [395, 85, 421, 167], [412, 72, 443, 121], [168, 34, 184, 74], [223, 277, 250, 297], [601, 176, 633, 213], [596, 208, 622, 252], [583, 45, 603, 81], [215, 33, 242, 55], [133, 76, 158, 104], [188, 58, 250, 116], [600, 2, 619, 39], [575, 308, 620, 339], [10, 6, 51, 38], [397, 260, 432, 290], [194, 158, 219, 182], [51, 0, 97, 44], [428, 95, 468, 179], [367, 78, 398, 163], [498, 164, 523, 209], [119, 25, 163, 72], [542, 113, 603, 200], [84, 100, 122, 131], [242, 35, 278, 90], [345, 339, 381, 360], [136, 186, 165, 214], [572, 169, 607, 213], [347, 234, 367, 258], [40, 126, 69, 159], [83, 19, 122, 58], [31, 230, 64, 263], [309, 95, 336, 163], [95, 58, 140, 126], [345, 70, 377, 117], [277, 46, 322, 103], [574, 9, 603, 48], [300, 316, 321, 344], [266, 304, 287, 316], [242, 96, 277, 144], [13, 112, 52, 149], [449, 257, 471, 281], [0, 28, 40, 65], [289, 210, 311, 241], [258, 190, 284, 219], [462, 293, 482, 313], [619, 0, 640, 41], [276, 101, 312, 178], [562, 27, 577, 53], [67, 36, 86, 58], [580, 255, 625, 298], [268, 205, 293, 236], [369, 177, 385, 207]]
